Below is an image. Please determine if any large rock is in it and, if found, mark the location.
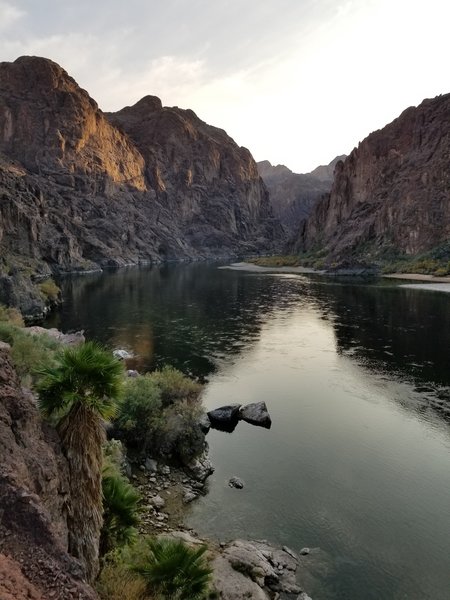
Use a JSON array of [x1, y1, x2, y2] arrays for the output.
[[219, 540, 305, 597], [184, 455, 214, 482], [0, 56, 284, 316], [293, 93, 450, 261], [211, 555, 269, 600], [239, 401, 272, 428], [207, 404, 241, 431]]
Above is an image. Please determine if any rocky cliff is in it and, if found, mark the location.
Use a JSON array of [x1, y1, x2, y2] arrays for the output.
[[294, 94, 450, 260], [0, 342, 97, 599], [0, 56, 282, 317], [258, 156, 345, 236]]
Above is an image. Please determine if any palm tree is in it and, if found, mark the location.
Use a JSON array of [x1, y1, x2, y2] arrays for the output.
[[100, 465, 140, 555], [133, 537, 212, 600], [37, 341, 124, 582]]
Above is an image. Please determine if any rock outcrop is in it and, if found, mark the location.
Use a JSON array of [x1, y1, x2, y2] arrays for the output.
[[294, 94, 450, 260], [258, 156, 345, 235], [0, 342, 97, 599], [0, 56, 282, 317]]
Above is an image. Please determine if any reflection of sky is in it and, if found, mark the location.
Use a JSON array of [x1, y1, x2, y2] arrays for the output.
[[189, 301, 450, 599]]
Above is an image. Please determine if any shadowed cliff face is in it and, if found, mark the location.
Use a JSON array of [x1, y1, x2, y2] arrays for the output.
[[107, 96, 282, 253], [258, 156, 345, 236], [0, 56, 282, 315], [294, 94, 450, 259], [0, 342, 97, 599]]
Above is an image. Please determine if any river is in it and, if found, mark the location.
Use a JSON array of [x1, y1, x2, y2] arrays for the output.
[[45, 263, 450, 600]]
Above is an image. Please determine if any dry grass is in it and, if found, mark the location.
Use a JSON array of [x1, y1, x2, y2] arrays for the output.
[[96, 562, 151, 600]]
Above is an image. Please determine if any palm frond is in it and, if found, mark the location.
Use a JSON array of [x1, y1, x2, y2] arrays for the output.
[[134, 537, 212, 599]]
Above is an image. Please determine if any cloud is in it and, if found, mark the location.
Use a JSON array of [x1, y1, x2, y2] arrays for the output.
[[0, 0, 25, 31]]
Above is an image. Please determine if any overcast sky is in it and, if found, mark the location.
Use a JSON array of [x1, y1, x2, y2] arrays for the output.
[[1, 0, 449, 172]]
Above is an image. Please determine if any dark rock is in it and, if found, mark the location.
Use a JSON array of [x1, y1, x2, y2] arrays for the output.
[[208, 404, 241, 432], [258, 156, 345, 236], [240, 401, 272, 428], [229, 477, 245, 489], [293, 93, 450, 261]]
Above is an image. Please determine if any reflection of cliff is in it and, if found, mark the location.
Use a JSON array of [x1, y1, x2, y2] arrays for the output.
[[46, 264, 284, 377], [312, 280, 450, 420]]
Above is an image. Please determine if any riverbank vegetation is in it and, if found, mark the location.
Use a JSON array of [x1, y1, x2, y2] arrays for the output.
[[0, 304, 213, 598], [251, 242, 450, 276]]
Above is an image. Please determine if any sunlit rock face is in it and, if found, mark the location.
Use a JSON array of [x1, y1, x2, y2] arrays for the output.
[[292, 93, 450, 259], [0, 56, 283, 313]]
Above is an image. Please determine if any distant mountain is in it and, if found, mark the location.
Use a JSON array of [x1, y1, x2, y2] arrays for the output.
[[257, 156, 345, 235], [293, 94, 450, 261], [0, 56, 283, 317]]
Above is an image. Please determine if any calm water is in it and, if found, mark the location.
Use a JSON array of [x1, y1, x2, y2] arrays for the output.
[[46, 264, 450, 600]]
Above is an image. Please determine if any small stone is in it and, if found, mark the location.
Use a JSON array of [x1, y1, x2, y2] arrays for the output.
[[127, 369, 139, 377], [145, 458, 158, 473], [229, 476, 245, 489], [183, 491, 198, 503], [151, 495, 166, 510], [300, 547, 310, 555]]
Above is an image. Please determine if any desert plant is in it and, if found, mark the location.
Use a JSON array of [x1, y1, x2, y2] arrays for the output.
[[0, 322, 60, 384], [133, 537, 212, 600], [37, 341, 124, 582], [96, 560, 149, 600], [39, 278, 60, 302], [100, 463, 140, 554], [0, 304, 24, 326], [148, 366, 202, 407], [115, 375, 163, 451]]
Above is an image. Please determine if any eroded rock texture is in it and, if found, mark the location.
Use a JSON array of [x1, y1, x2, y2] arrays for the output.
[[0, 56, 282, 315], [294, 94, 450, 259], [0, 342, 97, 599], [258, 156, 345, 236]]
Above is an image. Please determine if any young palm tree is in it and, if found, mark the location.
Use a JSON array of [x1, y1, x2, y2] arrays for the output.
[[37, 341, 124, 582], [100, 465, 141, 555], [134, 537, 212, 600]]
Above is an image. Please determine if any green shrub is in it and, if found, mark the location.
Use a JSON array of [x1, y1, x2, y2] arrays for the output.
[[115, 376, 163, 451], [114, 371, 204, 461], [156, 402, 205, 461], [39, 278, 60, 302], [0, 322, 61, 383], [0, 304, 24, 326], [147, 366, 202, 407], [131, 537, 212, 600]]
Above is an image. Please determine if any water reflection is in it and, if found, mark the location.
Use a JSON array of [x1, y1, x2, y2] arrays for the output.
[[46, 265, 450, 599]]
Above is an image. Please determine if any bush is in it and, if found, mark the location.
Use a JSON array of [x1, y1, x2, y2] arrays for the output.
[[147, 366, 202, 407], [39, 278, 60, 302], [115, 376, 163, 451], [114, 370, 205, 461], [0, 322, 61, 384], [0, 304, 24, 326], [131, 537, 212, 600], [156, 402, 205, 461], [97, 560, 148, 600]]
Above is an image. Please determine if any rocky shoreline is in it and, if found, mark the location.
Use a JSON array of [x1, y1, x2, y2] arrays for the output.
[[127, 456, 312, 599]]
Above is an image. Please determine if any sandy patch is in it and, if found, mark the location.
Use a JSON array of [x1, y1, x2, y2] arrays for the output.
[[219, 261, 319, 274], [384, 273, 450, 282]]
